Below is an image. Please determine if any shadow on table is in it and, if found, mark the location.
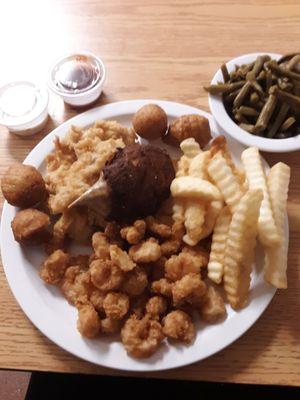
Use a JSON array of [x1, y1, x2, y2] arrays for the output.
[[25, 372, 300, 400]]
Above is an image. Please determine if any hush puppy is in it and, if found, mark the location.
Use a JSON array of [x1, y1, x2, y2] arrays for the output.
[[1, 163, 47, 208], [11, 209, 51, 245], [132, 104, 168, 140], [166, 114, 211, 148]]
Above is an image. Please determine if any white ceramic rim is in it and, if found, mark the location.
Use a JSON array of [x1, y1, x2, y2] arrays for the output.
[[0, 100, 279, 372], [209, 52, 300, 152], [47, 51, 106, 100]]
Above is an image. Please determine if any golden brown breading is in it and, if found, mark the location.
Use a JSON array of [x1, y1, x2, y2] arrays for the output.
[[132, 104, 168, 141], [11, 209, 51, 246], [121, 267, 148, 297], [162, 310, 195, 344], [120, 220, 146, 245], [129, 238, 161, 263], [77, 303, 101, 338], [109, 244, 136, 272], [145, 216, 172, 239], [89, 289, 106, 313], [160, 239, 182, 257], [103, 292, 130, 320], [39, 250, 70, 285], [145, 296, 168, 319], [92, 232, 110, 260], [172, 273, 206, 306], [151, 278, 173, 298], [198, 286, 226, 323], [121, 315, 164, 358], [90, 260, 124, 292], [101, 317, 122, 334], [165, 251, 204, 282], [60, 266, 91, 305], [1, 163, 47, 208]]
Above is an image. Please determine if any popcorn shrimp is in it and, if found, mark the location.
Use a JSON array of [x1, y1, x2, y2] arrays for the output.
[[121, 315, 164, 358]]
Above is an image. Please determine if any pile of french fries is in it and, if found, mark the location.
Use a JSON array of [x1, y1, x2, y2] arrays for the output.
[[171, 136, 290, 310]]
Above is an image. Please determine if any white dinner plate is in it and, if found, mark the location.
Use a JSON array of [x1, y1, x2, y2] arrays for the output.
[[0, 100, 279, 371]]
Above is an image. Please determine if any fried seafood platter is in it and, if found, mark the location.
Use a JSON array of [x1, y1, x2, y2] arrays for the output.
[[1, 101, 290, 368]]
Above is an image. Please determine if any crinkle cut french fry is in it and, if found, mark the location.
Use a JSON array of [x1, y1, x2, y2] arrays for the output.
[[208, 206, 231, 284], [171, 176, 222, 201], [183, 151, 211, 245], [199, 200, 224, 240], [241, 147, 280, 246], [183, 201, 206, 246], [180, 138, 201, 158], [210, 135, 244, 185], [207, 152, 244, 213], [264, 162, 291, 288], [224, 189, 263, 309]]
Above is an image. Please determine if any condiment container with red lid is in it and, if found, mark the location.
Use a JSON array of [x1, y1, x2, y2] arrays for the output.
[[0, 81, 49, 136], [48, 52, 106, 106]]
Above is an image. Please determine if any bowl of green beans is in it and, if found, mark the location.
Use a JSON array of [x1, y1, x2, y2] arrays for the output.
[[206, 52, 300, 152]]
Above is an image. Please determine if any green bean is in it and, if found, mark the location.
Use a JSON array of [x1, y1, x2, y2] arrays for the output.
[[224, 88, 241, 103], [272, 87, 300, 111], [249, 92, 260, 105], [254, 94, 277, 133], [287, 55, 300, 71], [204, 81, 245, 95], [278, 77, 293, 92], [238, 106, 259, 117], [268, 60, 300, 82], [257, 71, 266, 81], [250, 80, 265, 98], [239, 123, 255, 133], [267, 103, 290, 138], [221, 63, 230, 83], [233, 81, 252, 108], [266, 70, 272, 93], [281, 116, 296, 131], [247, 55, 270, 81], [234, 111, 249, 124]]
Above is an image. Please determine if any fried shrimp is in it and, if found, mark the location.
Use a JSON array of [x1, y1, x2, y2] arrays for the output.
[[60, 266, 91, 305], [90, 260, 124, 292], [121, 315, 164, 358], [101, 317, 122, 334], [92, 232, 110, 260], [172, 273, 206, 306], [129, 238, 161, 263], [151, 278, 173, 298], [121, 266, 148, 296], [162, 310, 195, 344], [39, 249, 70, 285], [77, 303, 101, 338], [103, 292, 130, 320], [198, 286, 226, 323], [145, 296, 168, 319], [120, 220, 146, 244]]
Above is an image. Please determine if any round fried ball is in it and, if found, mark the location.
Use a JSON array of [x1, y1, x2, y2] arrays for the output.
[[165, 114, 211, 148], [132, 104, 168, 140], [11, 209, 51, 245], [1, 163, 47, 208]]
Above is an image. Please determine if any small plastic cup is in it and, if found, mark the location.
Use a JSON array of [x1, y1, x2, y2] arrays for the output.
[[48, 52, 106, 107]]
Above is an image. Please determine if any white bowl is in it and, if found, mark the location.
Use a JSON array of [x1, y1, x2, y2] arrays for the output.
[[208, 52, 300, 152]]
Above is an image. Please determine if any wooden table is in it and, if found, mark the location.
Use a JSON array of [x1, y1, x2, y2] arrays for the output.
[[0, 0, 299, 386]]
